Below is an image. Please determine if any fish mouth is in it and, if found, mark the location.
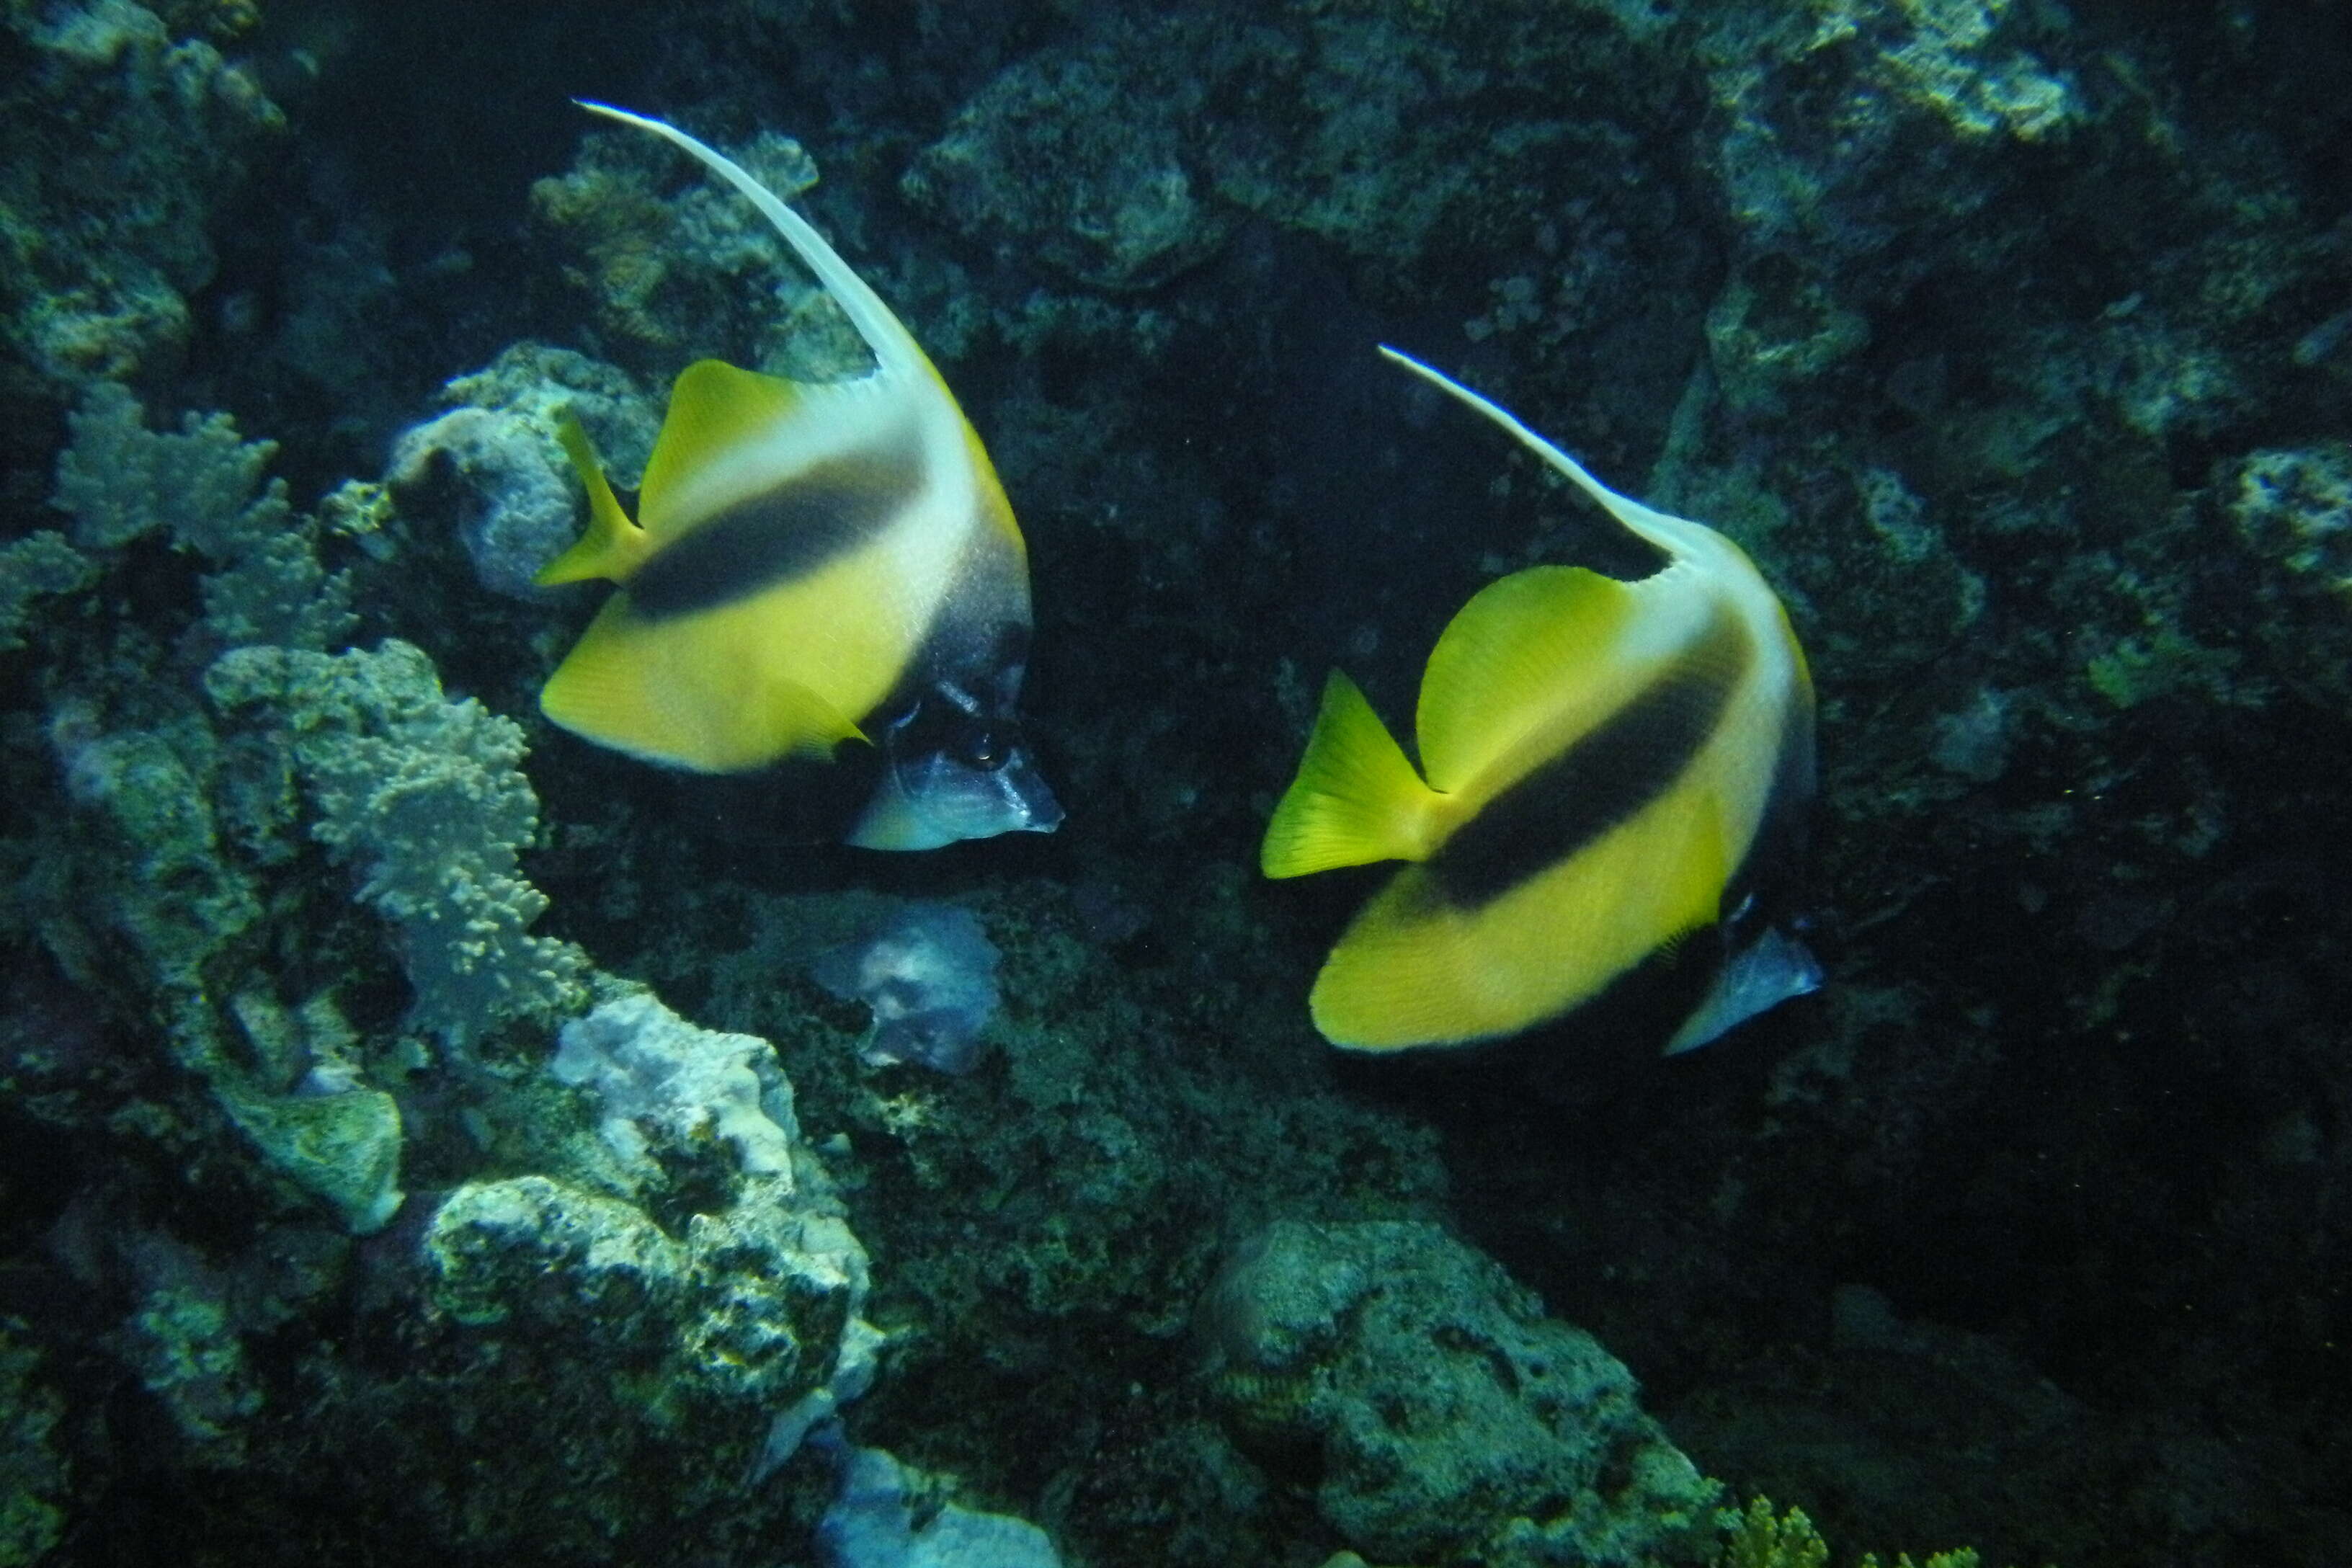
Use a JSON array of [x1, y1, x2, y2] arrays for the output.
[[927, 740, 1062, 840], [998, 748, 1064, 835], [862, 728, 1061, 847]]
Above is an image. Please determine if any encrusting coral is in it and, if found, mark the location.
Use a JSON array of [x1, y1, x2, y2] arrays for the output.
[[552, 990, 803, 1185]]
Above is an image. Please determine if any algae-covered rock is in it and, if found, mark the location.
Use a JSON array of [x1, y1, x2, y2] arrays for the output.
[[388, 396, 576, 601], [1201, 1219, 1718, 1567], [904, 17, 1233, 292], [0, 1322, 67, 1567], [380, 1078, 870, 1556], [423, 1169, 862, 1411], [213, 1074, 404, 1234], [0, 0, 283, 390], [531, 121, 863, 380], [2227, 442, 2352, 708]]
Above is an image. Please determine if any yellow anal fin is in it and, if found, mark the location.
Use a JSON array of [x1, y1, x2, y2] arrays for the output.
[[1262, 669, 1446, 878], [539, 597, 865, 774], [537, 414, 653, 586], [1416, 564, 1645, 795], [1309, 789, 1731, 1051]]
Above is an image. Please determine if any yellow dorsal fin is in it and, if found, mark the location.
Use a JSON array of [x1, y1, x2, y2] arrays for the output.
[[536, 414, 653, 586], [1415, 564, 1644, 794], [636, 360, 805, 537], [1262, 670, 1446, 877]]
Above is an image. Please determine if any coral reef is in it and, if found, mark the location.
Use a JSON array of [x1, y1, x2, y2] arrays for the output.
[[405, 1158, 865, 1553], [4, 0, 2352, 1564], [658, 879, 1451, 1564], [323, 980, 876, 1559], [0, 355, 852, 1557]]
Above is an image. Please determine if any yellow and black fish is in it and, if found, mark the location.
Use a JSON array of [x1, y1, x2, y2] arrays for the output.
[[535, 103, 1060, 850], [1261, 347, 1817, 1053]]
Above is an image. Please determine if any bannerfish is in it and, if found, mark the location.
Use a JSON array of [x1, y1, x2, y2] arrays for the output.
[[535, 103, 1061, 851], [1260, 346, 1818, 1053]]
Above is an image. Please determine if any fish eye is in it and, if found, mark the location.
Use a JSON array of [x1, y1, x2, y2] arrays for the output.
[[949, 723, 1018, 771]]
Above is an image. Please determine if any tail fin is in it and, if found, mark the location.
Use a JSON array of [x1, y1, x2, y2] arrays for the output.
[[1261, 670, 1444, 877], [535, 414, 651, 587]]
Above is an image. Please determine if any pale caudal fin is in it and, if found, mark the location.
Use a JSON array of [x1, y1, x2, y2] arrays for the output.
[[1261, 669, 1444, 877], [535, 414, 651, 586]]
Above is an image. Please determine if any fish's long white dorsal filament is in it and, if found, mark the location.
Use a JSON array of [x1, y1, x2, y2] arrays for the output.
[[579, 101, 927, 386], [1378, 344, 1696, 558]]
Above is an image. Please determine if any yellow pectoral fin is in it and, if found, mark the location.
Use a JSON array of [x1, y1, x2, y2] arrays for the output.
[[1415, 564, 1644, 794], [539, 597, 866, 773], [537, 415, 652, 587], [1262, 669, 1444, 878]]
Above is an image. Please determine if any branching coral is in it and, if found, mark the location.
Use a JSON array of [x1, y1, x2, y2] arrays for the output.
[[205, 641, 589, 1050], [53, 380, 355, 652], [1714, 1496, 2004, 1568]]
